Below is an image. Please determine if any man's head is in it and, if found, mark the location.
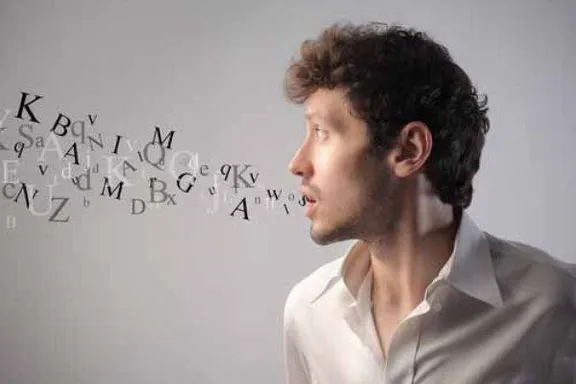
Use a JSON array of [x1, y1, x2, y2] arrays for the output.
[[285, 22, 489, 246]]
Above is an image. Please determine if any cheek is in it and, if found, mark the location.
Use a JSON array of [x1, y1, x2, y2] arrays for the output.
[[326, 174, 367, 209], [313, 143, 371, 199], [338, 168, 385, 208], [315, 143, 358, 174]]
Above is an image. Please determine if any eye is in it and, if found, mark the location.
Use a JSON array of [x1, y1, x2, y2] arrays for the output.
[[313, 127, 327, 140]]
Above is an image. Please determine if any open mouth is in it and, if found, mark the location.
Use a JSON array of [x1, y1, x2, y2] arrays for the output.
[[306, 196, 317, 204]]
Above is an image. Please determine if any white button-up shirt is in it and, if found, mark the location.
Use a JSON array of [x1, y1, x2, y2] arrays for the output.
[[283, 212, 576, 383]]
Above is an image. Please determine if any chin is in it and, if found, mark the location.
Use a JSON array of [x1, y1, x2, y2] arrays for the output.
[[309, 221, 354, 246]]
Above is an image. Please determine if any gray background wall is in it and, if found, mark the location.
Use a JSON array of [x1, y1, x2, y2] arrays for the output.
[[0, 0, 574, 383]]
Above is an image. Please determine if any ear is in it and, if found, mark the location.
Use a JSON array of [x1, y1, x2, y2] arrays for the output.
[[386, 122, 432, 178]]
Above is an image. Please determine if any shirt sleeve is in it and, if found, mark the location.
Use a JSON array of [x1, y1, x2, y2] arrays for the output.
[[548, 269, 576, 383], [571, 265, 576, 309], [283, 289, 311, 384]]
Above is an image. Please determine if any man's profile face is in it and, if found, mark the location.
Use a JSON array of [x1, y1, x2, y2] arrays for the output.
[[288, 87, 401, 245]]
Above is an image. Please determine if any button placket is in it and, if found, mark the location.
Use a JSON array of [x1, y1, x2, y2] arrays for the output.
[[384, 315, 426, 384]]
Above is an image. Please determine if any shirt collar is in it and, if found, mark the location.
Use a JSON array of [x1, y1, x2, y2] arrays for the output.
[[309, 211, 503, 308]]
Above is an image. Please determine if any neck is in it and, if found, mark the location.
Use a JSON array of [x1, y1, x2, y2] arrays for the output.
[[367, 205, 461, 313]]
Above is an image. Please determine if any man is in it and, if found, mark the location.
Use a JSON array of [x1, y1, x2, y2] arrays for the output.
[[282, 22, 576, 383]]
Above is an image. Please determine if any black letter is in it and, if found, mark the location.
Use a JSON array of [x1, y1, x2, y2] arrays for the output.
[[177, 172, 196, 193], [151, 126, 175, 149], [16, 92, 43, 123], [13, 182, 39, 208], [50, 113, 71, 136], [63, 142, 80, 165], [230, 197, 249, 221], [100, 177, 124, 200]]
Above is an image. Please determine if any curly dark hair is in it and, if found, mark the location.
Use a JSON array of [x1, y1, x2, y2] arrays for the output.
[[283, 21, 490, 210]]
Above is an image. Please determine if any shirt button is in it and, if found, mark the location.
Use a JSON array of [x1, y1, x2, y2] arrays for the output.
[[433, 302, 443, 312]]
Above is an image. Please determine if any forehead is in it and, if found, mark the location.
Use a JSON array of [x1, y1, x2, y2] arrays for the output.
[[304, 88, 350, 120]]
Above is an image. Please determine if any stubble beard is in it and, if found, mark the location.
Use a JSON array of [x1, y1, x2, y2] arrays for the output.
[[309, 169, 400, 246]]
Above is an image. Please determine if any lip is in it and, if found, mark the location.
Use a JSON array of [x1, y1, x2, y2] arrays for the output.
[[305, 200, 317, 217], [299, 188, 317, 203]]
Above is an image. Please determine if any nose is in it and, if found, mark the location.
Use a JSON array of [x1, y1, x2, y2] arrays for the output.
[[288, 143, 312, 178]]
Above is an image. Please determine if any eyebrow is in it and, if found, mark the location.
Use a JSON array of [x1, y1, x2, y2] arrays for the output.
[[304, 111, 325, 121], [304, 112, 343, 131]]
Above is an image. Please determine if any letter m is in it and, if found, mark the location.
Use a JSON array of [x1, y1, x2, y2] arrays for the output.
[[151, 126, 175, 149], [100, 177, 124, 200]]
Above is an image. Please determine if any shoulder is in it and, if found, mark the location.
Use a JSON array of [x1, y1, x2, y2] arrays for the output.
[[283, 256, 345, 323], [485, 232, 575, 277], [484, 232, 576, 304]]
